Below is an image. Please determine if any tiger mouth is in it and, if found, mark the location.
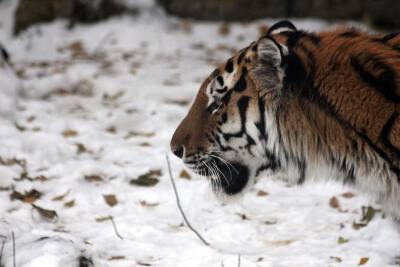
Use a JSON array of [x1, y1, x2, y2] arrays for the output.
[[191, 157, 249, 195]]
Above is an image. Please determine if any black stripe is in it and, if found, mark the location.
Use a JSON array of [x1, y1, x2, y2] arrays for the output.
[[267, 20, 297, 36], [380, 32, 400, 43], [216, 86, 227, 94], [339, 30, 360, 38], [225, 58, 234, 73], [297, 160, 306, 185], [351, 54, 400, 102], [233, 68, 247, 92], [237, 50, 246, 64], [216, 76, 224, 86], [380, 112, 400, 158]]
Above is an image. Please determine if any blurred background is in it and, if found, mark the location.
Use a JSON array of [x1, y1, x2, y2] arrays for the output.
[[8, 0, 400, 35], [0, 1, 400, 267]]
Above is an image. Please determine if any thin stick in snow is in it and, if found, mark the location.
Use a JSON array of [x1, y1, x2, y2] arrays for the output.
[[0, 236, 6, 265], [109, 216, 124, 240], [12, 231, 15, 267], [166, 155, 210, 246]]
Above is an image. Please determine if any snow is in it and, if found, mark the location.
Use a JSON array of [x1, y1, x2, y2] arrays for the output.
[[0, 1, 399, 266]]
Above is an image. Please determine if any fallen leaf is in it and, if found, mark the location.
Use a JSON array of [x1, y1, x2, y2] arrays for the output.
[[218, 23, 230, 36], [130, 170, 161, 187], [330, 256, 342, 263], [103, 194, 118, 207], [341, 192, 355, 198], [64, 200, 75, 208], [95, 216, 111, 222], [84, 175, 103, 182], [124, 131, 155, 139], [32, 204, 58, 220], [15, 123, 26, 132], [337, 236, 349, 244], [235, 213, 249, 220], [10, 189, 41, 203], [329, 196, 340, 209], [108, 256, 125, 261], [62, 129, 78, 138], [137, 262, 151, 266], [52, 189, 71, 201], [179, 169, 191, 180], [352, 221, 367, 230], [257, 190, 268, 197], [106, 126, 117, 133], [139, 200, 159, 207], [165, 99, 190, 106], [359, 257, 369, 265], [75, 143, 87, 154], [361, 206, 379, 223], [270, 240, 295, 246]]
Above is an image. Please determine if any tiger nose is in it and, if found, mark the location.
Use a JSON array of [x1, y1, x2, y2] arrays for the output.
[[171, 145, 184, 159]]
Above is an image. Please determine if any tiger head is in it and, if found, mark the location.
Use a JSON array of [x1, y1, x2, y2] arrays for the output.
[[170, 21, 297, 195]]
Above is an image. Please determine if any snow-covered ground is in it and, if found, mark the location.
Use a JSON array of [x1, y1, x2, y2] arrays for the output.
[[0, 1, 399, 266]]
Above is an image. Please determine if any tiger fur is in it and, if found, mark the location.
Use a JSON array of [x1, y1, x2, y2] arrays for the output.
[[170, 20, 400, 220]]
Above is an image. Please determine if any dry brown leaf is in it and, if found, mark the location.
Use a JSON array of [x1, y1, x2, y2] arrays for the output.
[[124, 131, 155, 139], [139, 200, 159, 207], [108, 256, 125, 261], [270, 240, 294, 246], [179, 169, 191, 180], [338, 236, 349, 244], [75, 143, 87, 154], [62, 129, 78, 138], [103, 194, 118, 207], [52, 189, 71, 201], [218, 23, 230, 36], [84, 175, 103, 182], [329, 196, 340, 209], [165, 99, 190, 106], [257, 190, 268, 197], [330, 256, 342, 263], [95, 216, 111, 222], [32, 204, 58, 220], [359, 257, 369, 265], [106, 126, 117, 134], [10, 189, 41, 203], [341, 192, 355, 198], [64, 199, 75, 208], [130, 169, 161, 187]]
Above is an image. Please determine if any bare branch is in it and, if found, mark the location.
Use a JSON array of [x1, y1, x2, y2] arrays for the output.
[[0, 236, 6, 265], [109, 216, 123, 240], [166, 155, 210, 246]]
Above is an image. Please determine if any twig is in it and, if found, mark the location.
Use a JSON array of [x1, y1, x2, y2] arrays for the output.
[[109, 216, 123, 240], [166, 155, 210, 246], [0, 236, 6, 265], [12, 231, 15, 267]]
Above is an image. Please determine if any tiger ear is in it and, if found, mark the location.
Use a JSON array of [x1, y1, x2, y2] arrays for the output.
[[257, 37, 287, 69]]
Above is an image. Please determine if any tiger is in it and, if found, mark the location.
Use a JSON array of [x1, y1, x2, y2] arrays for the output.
[[170, 20, 400, 221]]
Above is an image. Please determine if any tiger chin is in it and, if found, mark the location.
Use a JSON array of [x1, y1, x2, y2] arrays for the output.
[[170, 20, 400, 221]]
